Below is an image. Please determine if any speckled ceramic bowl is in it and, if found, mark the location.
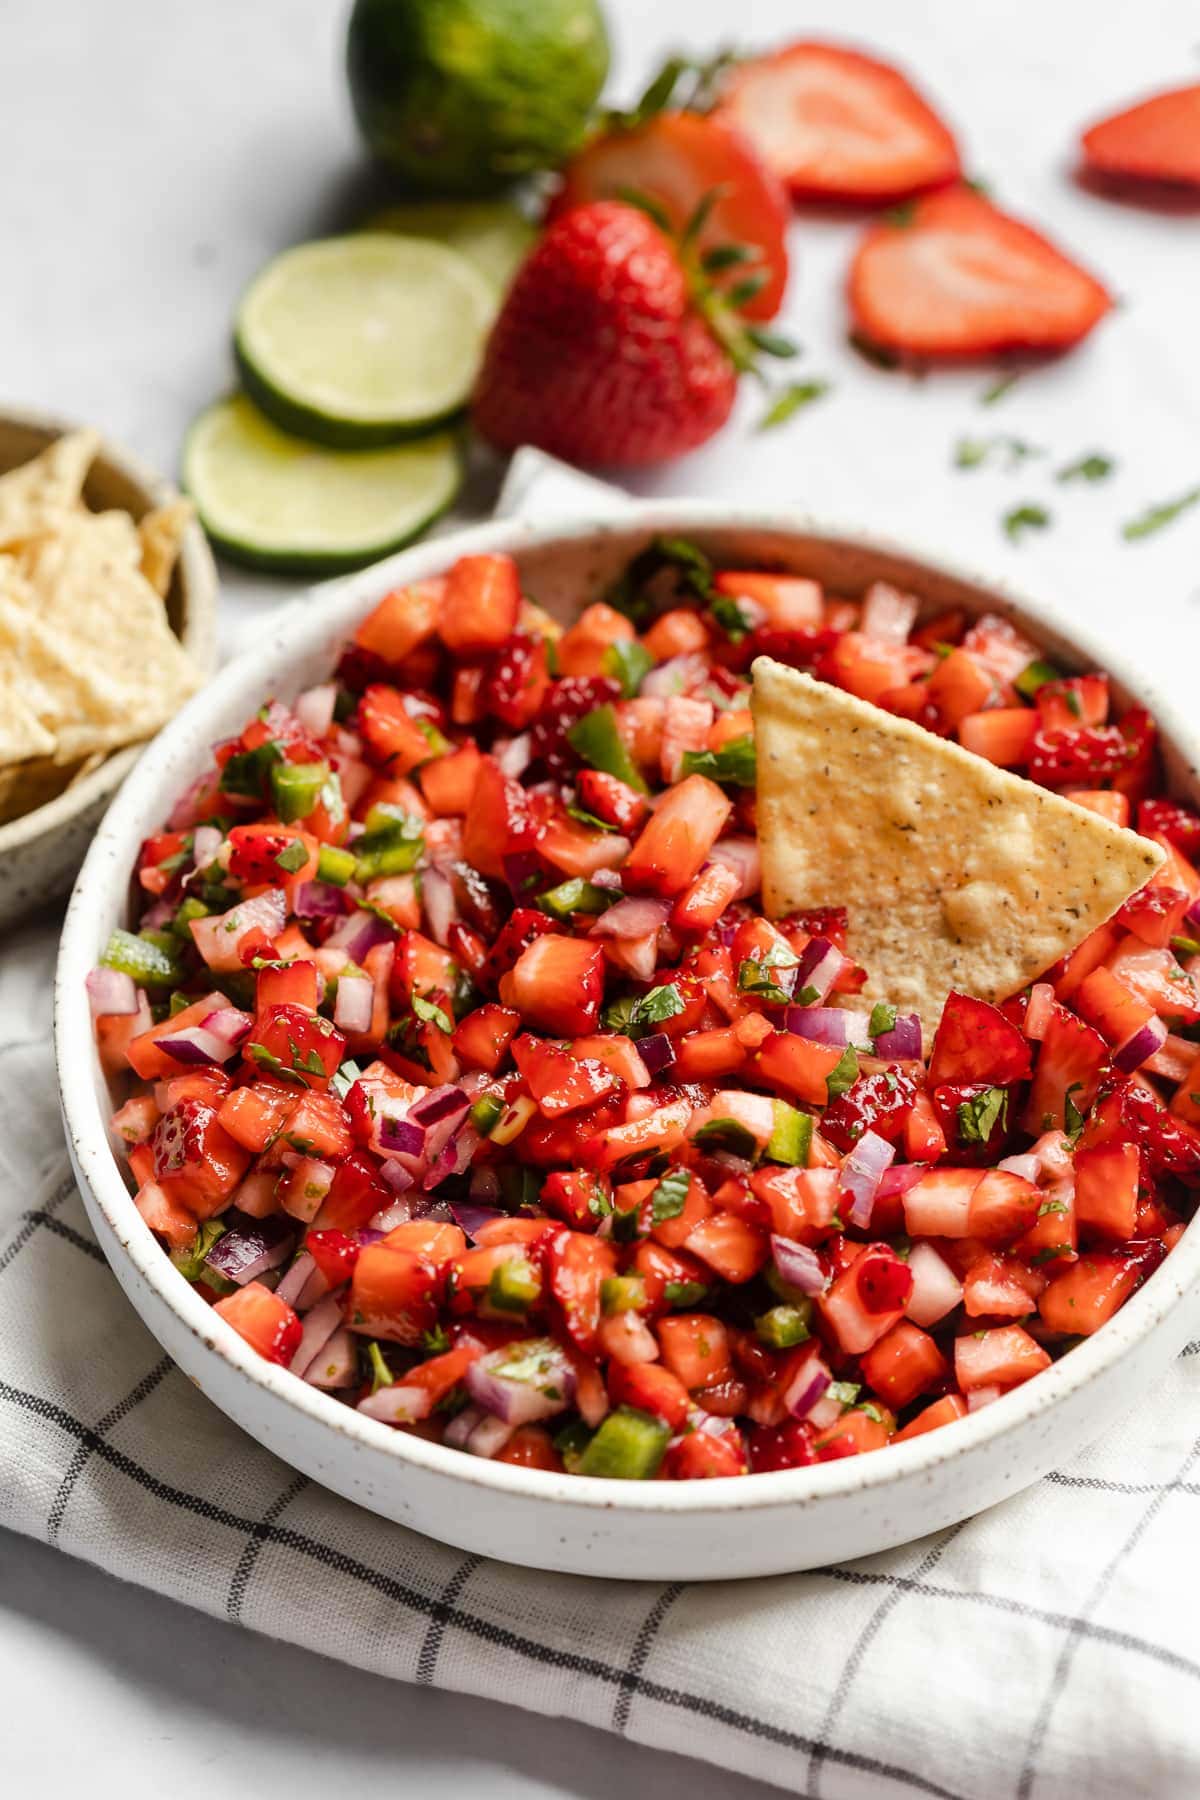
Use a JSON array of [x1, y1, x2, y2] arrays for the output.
[[53, 504, 1200, 1580], [0, 411, 218, 931]]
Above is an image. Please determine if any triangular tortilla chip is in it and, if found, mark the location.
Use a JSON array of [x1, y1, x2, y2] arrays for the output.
[[0, 428, 99, 547], [752, 657, 1165, 1037], [138, 499, 193, 597]]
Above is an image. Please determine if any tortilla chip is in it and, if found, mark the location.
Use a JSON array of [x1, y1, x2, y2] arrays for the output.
[[16, 512, 200, 734], [138, 499, 193, 597], [0, 428, 99, 547], [752, 657, 1166, 1038], [0, 669, 56, 762]]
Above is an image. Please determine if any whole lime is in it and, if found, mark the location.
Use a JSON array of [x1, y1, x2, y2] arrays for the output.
[[346, 0, 610, 195]]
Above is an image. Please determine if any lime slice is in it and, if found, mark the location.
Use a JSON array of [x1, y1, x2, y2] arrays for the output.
[[366, 201, 536, 294], [234, 233, 495, 446], [183, 395, 461, 574]]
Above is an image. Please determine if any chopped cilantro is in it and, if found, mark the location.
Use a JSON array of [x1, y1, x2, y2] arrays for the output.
[[825, 1046, 859, 1102], [1057, 452, 1114, 484], [603, 638, 655, 699], [1003, 503, 1051, 543], [826, 1380, 861, 1410], [565, 804, 618, 834], [246, 1042, 303, 1084], [709, 594, 752, 643], [957, 1086, 1009, 1144], [1064, 1082, 1087, 1142], [650, 1167, 691, 1226], [1037, 1199, 1069, 1218], [1122, 488, 1200, 541], [412, 993, 453, 1035], [692, 1117, 758, 1158], [421, 1324, 450, 1356], [1031, 1244, 1072, 1266], [981, 371, 1021, 406], [365, 1341, 394, 1393], [330, 1058, 363, 1099], [954, 435, 1041, 470], [603, 982, 686, 1038], [869, 1001, 897, 1039], [680, 734, 757, 787], [758, 379, 831, 432], [859, 1403, 885, 1424]]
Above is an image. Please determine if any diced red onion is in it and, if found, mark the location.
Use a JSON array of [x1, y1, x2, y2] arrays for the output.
[[637, 1032, 676, 1075], [274, 1251, 316, 1310], [770, 1235, 828, 1296], [153, 1024, 232, 1067], [201, 1006, 254, 1051], [641, 651, 709, 698], [601, 1310, 658, 1365], [1146, 1032, 1198, 1084], [409, 1087, 471, 1172], [1023, 983, 1055, 1042], [367, 1198, 412, 1232], [140, 897, 176, 929], [191, 824, 223, 869], [904, 1242, 963, 1328], [443, 1403, 485, 1449], [808, 1387, 848, 1432], [860, 581, 920, 643], [465, 1412, 518, 1458], [785, 1004, 870, 1047], [997, 1151, 1041, 1184], [290, 1290, 346, 1379], [590, 867, 623, 891], [378, 1116, 426, 1158], [303, 1327, 358, 1389], [590, 897, 670, 939], [493, 733, 532, 778], [190, 889, 288, 972], [1114, 1015, 1168, 1074], [707, 836, 761, 900], [357, 1383, 432, 1425], [783, 1355, 832, 1421], [87, 967, 139, 1018], [465, 1340, 576, 1425], [450, 1202, 504, 1241], [876, 1163, 929, 1201], [293, 880, 348, 921], [873, 1013, 923, 1060], [205, 1216, 294, 1286], [791, 936, 848, 1004], [324, 907, 396, 963], [604, 932, 659, 981], [334, 972, 374, 1034], [293, 682, 337, 738], [423, 1123, 479, 1190], [1186, 895, 1200, 930], [378, 1161, 415, 1196], [295, 1261, 331, 1313], [839, 1129, 896, 1229], [422, 865, 458, 946]]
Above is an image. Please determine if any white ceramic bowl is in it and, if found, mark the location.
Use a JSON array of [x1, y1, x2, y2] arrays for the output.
[[0, 410, 218, 931], [54, 504, 1200, 1581]]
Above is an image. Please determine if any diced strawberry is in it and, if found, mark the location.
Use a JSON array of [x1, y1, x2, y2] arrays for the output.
[[574, 767, 649, 835], [419, 743, 483, 816], [246, 1005, 344, 1090], [954, 1324, 1050, 1390], [1138, 798, 1200, 860], [1023, 1001, 1110, 1135], [925, 648, 993, 730], [480, 631, 552, 730], [545, 1231, 617, 1356], [961, 1252, 1044, 1321], [354, 581, 442, 666], [684, 1212, 769, 1284], [438, 554, 521, 653], [753, 1031, 846, 1108], [828, 632, 911, 705], [1064, 789, 1130, 827], [860, 1321, 948, 1409], [665, 1430, 748, 1479], [1028, 724, 1131, 788], [1036, 675, 1109, 730], [460, 755, 538, 882], [151, 1099, 250, 1219], [451, 1002, 520, 1073], [657, 1314, 732, 1389], [820, 1246, 912, 1354], [894, 1393, 968, 1442], [958, 708, 1036, 768], [357, 686, 435, 775], [822, 1068, 919, 1153], [903, 1167, 981, 1238], [1038, 1242, 1165, 1335], [1074, 1140, 1140, 1242], [214, 1281, 302, 1366], [849, 187, 1111, 358], [349, 1243, 443, 1345], [623, 774, 732, 896], [966, 1169, 1041, 1245], [931, 1082, 1013, 1164], [1075, 966, 1158, 1048], [316, 1151, 390, 1232], [530, 675, 621, 774], [928, 993, 1033, 1087], [608, 1359, 691, 1431], [748, 1417, 819, 1472], [501, 936, 607, 1037]]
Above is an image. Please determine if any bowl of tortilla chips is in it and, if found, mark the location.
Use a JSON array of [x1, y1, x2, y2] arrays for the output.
[[0, 413, 217, 929]]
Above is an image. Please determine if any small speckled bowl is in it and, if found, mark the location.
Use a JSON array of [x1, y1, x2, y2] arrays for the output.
[[53, 505, 1200, 1580], [0, 411, 218, 931]]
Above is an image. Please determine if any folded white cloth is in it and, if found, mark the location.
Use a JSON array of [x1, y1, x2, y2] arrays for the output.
[[4, 458, 1200, 1799]]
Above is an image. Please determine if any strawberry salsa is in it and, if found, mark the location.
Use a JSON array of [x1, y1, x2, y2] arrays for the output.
[[90, 543, 1200, 1481]]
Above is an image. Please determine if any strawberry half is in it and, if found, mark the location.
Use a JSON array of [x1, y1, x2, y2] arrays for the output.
[[714, 40, 960, 203], [848, 186, 1112, 357], [473, 200, 776, 467], [551, 111, 790, 320], [1082, 85, 1200, 190]]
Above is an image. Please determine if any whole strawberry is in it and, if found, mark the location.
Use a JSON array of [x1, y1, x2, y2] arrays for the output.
[[472, 200, 740, 467]]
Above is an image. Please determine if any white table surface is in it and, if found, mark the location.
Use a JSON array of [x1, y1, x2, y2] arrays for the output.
[[2, 0, 1197, 1793]]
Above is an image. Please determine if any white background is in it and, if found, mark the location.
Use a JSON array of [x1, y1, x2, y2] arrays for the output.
[[1, 0, 1198, 1793]]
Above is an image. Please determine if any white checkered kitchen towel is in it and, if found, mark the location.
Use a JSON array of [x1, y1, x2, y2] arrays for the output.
[[5, 460, 1200, 1800]]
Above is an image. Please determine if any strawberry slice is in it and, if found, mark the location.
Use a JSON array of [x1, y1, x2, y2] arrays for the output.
[[848, 187, 1112, 357], [550, 111, 790, 320], [714, 41, 959, 203], [1082, 85, 1200, 190]]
